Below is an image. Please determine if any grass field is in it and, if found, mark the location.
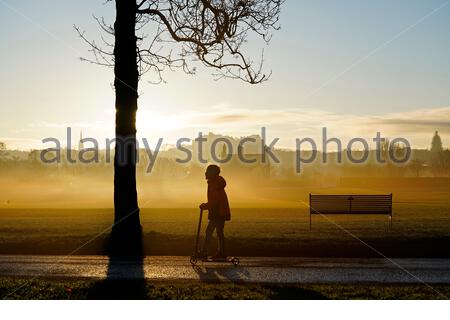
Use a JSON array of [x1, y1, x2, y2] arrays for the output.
[[1, 277, 449, 299], [0, 181, 449, 300], [0, 184, 449, 257]]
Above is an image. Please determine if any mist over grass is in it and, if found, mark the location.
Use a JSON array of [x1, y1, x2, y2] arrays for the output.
[[0, 144, 449, 257]]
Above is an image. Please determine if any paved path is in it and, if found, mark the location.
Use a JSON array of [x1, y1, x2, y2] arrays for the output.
[[0, 255, 449, 284]]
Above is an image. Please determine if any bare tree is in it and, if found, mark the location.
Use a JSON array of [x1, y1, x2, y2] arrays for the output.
[[409, 159, 425, 178], [76, 0, 283, 245]]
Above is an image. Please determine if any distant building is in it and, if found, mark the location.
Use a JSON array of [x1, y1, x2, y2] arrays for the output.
[[431, 131, 444, 153]]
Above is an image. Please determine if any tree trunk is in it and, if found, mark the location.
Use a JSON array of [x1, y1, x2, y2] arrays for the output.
[[112, 0, 141, 245]]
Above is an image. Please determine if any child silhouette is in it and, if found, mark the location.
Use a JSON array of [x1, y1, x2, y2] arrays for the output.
[[198, 164, 231, 260]]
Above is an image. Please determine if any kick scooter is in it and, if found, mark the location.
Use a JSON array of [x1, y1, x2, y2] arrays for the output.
[[190, 209, 240, 266]]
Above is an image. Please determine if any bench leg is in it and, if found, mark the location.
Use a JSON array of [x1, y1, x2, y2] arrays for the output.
[[309, 213, 312, 231], [388, 214, 392, 231]]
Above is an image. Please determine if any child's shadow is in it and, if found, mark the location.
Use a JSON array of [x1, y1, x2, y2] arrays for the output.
[[192, 263, 250, 283], [192, 264, 327, 300]]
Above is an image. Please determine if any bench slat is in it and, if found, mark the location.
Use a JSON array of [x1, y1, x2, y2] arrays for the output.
[[309, 194, 392, 215], [308, 194, 393, 230]]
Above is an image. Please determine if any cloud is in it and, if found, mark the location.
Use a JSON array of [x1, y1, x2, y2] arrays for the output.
[[20, 105, 450, 150], [173, 105, 450, 148], [205, 106, 450, 130], [212, 114, 249, 123]]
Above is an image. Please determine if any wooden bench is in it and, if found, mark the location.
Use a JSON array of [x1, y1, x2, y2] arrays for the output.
[[309, 194, 393, 230]]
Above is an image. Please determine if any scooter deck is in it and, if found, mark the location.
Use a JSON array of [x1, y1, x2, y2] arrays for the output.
[[202, 257, 237, 263], [190, 255, 240, 266]]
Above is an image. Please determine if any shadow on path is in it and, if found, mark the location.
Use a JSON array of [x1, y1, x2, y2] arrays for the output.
[[192, 264, 250, 283], [87, 227, 147, 299], [192, 264, 327, 299]]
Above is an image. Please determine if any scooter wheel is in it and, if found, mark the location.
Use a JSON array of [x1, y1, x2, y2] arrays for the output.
[[232, 257, 240, 266], [190, 257, 198, 266]]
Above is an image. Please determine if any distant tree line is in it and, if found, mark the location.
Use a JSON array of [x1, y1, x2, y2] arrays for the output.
[[0, 131, 449, 180]]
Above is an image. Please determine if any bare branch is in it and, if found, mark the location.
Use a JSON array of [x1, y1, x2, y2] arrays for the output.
[[136, 0, 283, 84], [78, 0, 283, 84], [74, 25, 114, 67]]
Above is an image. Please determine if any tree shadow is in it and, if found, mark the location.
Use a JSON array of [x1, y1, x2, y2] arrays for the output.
[[87, 227, 147, 299]]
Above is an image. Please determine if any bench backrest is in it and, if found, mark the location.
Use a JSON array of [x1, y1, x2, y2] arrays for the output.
[[309, 194, 392, 215]]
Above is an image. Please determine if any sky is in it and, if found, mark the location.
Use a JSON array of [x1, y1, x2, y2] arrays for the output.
[[0, 0, 450, 150]]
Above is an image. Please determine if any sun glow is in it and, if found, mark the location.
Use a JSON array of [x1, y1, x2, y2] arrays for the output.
[[137, 107, 184, 133]]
